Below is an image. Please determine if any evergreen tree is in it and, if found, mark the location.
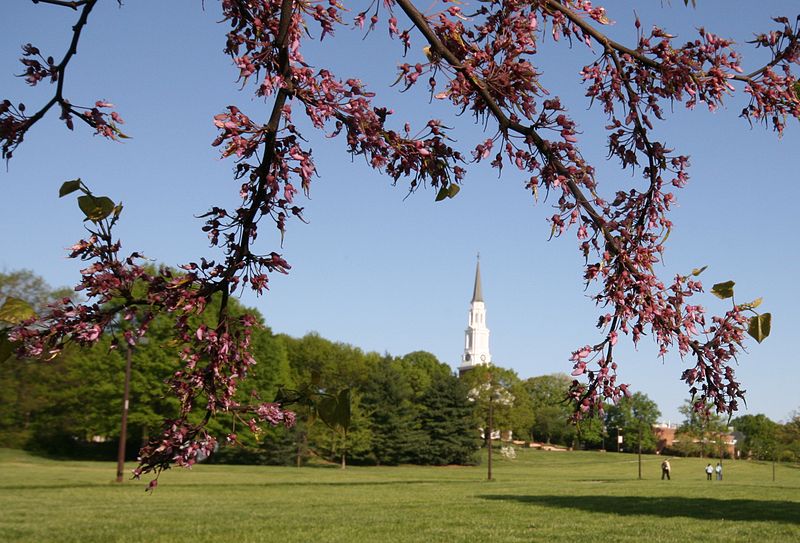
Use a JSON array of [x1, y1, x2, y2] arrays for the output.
[[363, 357, 427, 465], [418, 371, 479, 465]]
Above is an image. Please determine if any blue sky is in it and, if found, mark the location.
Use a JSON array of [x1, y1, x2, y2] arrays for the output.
[[1, 1, 798, 425]]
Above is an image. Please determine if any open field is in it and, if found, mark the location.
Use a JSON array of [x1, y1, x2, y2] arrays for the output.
[[1, 447, 798, 542]]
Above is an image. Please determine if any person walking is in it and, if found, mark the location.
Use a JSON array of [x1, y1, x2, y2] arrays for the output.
[[715, 462, 723, 481], [661, 459, 671, 480], [705, 463, 714, 480]]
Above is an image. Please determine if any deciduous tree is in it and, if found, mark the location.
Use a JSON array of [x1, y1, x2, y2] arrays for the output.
[[731, 414, 780, 461], [604, 391, 661, 453]]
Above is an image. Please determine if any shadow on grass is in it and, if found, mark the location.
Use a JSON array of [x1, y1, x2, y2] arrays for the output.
[[482, 495, 800, 524]]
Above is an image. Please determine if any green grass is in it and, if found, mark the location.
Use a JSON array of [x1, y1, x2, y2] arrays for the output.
[[1, 447, 798, 542]]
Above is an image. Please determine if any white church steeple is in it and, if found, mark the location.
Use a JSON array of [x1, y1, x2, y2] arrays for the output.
[[460, 255, 491, 374]]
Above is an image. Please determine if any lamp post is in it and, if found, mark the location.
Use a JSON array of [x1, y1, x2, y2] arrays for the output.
[[115, 343, 133, 483], [487, 391, 494, 481], [772, 453, 776, 482], [467, 371, 512, 483], [637, 423, 642, 480]]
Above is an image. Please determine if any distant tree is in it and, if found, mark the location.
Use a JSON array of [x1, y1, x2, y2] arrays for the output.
[[731, 414, 780, 461], [777, 412, 800, 463], [575, 415, 605, 450], [675, 400, 727, 458], [329, 390, 373, 466], [0, 270, 71, 314], [524, 374, 575, 445], [605, 392, 661, 453], [363, 357, 427, 465], [462, 365, 520, 444], [417, 371, 480, 465], [399, 351, 451, 392], [531, 405, 575, 446], [0, 270, 69, 448]]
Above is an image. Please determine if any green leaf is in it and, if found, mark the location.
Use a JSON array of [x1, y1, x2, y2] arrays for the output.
[[435, 186, 449, 202], [59, 179, 82, 198], [661, 226, 671, 244], [747, 313, 772, 343], [691, 265, 708, 277], [78, 195, 116, 222], [316, 389, 351, 432], [447, 184, 460, 199], [0, 330, 15, 362], [740, 297, 763, 311], [316, 395, 338, 429], [711, 280, 735, 299], [794, 81, 800, 101], [0, 297, 36, 324]]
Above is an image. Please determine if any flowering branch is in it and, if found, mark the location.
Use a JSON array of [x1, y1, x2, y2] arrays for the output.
[[1, 0, 129, 161]]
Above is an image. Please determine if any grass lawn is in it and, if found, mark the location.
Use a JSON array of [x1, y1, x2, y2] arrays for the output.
[[1, 447, 798, 542]]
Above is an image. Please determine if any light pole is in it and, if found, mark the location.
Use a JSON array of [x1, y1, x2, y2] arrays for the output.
[[116, 343, 133, 483], [637, 423, 642, 480], [487, 391, 494, 481], [617, 427, 622, 453]]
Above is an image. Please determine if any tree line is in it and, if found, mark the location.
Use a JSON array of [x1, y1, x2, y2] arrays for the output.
[[1, 269, 798, 466]]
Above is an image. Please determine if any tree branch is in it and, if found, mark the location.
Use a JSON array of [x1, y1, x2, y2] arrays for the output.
[[395, 0, 613, 245], [544, 0, 798, 83], [3, 0, 98, 159], [31, 0, 90, 9]]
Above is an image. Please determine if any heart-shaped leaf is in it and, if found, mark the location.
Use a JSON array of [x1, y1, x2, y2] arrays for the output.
[[711, 280, 735, 299], [78, 195, 115, 222], [59, 179, 83, 198], [0, 297, 35, 324], [316, 395, 338, 428], [747, 313, 772, 343]]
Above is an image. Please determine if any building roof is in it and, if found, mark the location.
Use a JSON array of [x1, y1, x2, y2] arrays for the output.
[[472, 258, 483, 303]]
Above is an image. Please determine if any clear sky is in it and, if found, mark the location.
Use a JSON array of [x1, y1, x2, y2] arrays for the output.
[[1, 1, 798, 425]]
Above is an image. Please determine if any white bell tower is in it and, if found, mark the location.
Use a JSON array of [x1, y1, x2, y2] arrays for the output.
[[460, 255, 491, 375]]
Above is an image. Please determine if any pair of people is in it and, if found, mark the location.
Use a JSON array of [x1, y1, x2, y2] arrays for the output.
[[705, 462, 723, 480]]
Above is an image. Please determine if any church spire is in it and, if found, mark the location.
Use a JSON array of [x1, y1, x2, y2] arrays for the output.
[[460, 254, 491, 374], [472, 254, 483, 302]]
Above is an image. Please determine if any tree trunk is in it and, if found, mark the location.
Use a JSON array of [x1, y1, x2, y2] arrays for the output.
[[296, 430, 306, 468], [341, 430, 347, 469]]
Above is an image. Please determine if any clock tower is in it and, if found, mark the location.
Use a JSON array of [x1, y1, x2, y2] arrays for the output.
[[459, 255, 492, 375]]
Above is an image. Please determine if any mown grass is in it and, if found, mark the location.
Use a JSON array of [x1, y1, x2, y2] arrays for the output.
[[1, 447, 798, 542]]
